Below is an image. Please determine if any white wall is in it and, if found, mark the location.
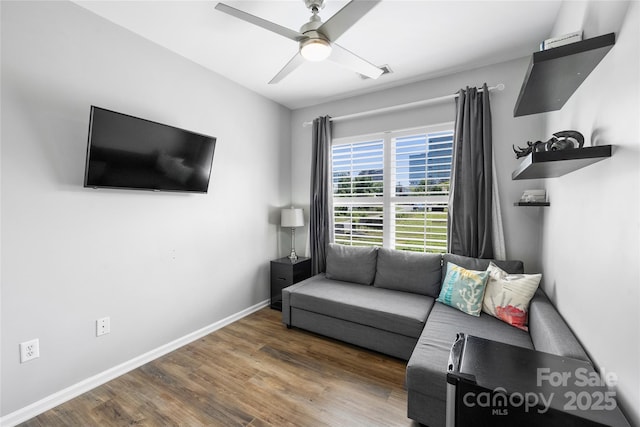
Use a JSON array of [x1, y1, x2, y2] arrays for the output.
[[290, 57, 547, 272], [1, 0, 291, 418], [540, 1, 640, 424]]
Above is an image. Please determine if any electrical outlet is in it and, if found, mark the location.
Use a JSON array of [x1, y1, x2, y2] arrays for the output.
[[96, 317, 110, 337], [20, 339, 40, 363]]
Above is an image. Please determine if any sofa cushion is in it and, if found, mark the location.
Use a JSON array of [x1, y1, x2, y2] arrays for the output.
[[482, 262, 541, 331], [436, 262, 489, 316], [441, 254, 523, 285], [288, 274, 434, 338], [373, 248, 442, 297], [406, 302, 533, 401], [325, 243, 378, 285]]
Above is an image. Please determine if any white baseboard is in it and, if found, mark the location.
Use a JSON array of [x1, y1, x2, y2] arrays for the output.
[[0, 299, 270, 427]]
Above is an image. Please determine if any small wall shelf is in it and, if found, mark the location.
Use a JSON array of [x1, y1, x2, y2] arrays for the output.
[[512, 145, 612, 180], [514, 202, 550, 207], [514, 33, 615, 117]]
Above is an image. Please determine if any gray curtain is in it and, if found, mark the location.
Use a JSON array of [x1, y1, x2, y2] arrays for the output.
[[310, 116, 332, 274], [448, 84, 494, 258]]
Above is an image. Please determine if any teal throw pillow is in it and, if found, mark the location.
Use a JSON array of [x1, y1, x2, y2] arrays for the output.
[[436, 262, 490, 316]]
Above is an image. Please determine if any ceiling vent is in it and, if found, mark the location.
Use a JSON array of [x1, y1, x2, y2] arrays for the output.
[[360, 65, 392, 80]]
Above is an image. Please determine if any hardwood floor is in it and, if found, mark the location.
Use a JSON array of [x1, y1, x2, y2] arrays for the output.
[[20, 308, 417, 426]]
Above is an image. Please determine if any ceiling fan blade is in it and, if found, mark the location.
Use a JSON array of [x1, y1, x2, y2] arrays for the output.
[[269, 53, 306, 84], [215, 3, 305, 42], [318, 0, 382, 41], [327, 43, 383, 80]]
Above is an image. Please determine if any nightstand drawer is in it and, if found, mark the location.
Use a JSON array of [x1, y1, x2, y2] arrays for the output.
[[271, 265, 293, 285]]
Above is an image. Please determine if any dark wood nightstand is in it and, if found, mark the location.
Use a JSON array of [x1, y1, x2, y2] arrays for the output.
[[270, 257, 311, 311]]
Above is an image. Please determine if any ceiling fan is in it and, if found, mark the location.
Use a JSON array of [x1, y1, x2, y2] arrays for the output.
[[214, 0, 383, 84]]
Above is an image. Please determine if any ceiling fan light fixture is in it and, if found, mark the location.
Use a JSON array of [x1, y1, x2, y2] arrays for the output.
[[300, 38, 332, 62]]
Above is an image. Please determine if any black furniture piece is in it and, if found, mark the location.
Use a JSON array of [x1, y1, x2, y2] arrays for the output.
[[513, 32, 615, 117], [511, 145, 612, 180], [446, 333, 630, 427], [270, 257, 311, 311]]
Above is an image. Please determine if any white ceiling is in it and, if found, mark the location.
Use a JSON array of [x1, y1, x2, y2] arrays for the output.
[[73, 0, 563, 109]]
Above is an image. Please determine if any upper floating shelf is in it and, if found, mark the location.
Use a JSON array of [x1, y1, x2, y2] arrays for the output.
[[512, 145, 612, 180], [514, 33, 615, 117]]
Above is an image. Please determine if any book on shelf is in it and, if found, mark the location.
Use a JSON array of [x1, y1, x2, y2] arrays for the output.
[[539, 31, 582, 51], [519, 189, 546, 203]]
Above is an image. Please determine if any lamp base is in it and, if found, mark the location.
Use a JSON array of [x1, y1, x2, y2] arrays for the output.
[[288, 227, 298, 261]]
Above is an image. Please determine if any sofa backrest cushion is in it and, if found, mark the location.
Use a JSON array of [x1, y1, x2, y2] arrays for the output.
[[373, 248, 442, 297], [325, 243, 378, 285], [441, 254, 524, 286]]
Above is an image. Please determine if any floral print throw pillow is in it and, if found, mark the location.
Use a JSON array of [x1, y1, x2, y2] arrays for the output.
[[482, 262, 542, 330], [436, 262, 489, 316]]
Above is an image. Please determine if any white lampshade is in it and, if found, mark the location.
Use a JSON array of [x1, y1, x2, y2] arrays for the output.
[[281, 208, 304, 228]]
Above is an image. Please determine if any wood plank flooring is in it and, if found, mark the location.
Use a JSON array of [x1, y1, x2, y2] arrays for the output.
[[19, 308, 417, 426]]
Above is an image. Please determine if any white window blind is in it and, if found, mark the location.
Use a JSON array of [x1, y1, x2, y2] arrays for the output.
[[332, 139, 384, 247], [331, 126, 453, 253]]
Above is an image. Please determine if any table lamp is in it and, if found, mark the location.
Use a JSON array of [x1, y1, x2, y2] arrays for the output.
[[281, 207, 304, 260]]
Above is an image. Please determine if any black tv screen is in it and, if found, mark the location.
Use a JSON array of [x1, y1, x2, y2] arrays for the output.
[[84, 106, 216, 193]]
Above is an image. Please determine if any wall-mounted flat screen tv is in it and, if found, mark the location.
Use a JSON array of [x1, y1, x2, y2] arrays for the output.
[[84, 106, 216, 193]]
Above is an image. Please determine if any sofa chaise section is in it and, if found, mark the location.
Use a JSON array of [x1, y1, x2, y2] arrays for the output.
[[406, 303, 536, 427], [405, 254, 591, 427]]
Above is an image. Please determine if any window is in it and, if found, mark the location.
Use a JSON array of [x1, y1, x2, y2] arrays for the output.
[[331, 125, 453, 253]]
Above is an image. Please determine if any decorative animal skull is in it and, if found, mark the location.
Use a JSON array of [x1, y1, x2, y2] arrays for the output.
[[513, 130, 584, 159]]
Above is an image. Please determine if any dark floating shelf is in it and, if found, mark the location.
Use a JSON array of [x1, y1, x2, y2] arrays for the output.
[[514, 202, 550, 207], [514, 33, 615, 117], [512, 145, 612, 180]]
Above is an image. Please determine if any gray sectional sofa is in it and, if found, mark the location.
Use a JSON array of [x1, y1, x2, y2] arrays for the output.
[[281, 244, 590, 427]]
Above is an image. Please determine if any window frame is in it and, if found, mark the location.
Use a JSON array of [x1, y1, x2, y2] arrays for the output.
[[330, 122, 454, 252]]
